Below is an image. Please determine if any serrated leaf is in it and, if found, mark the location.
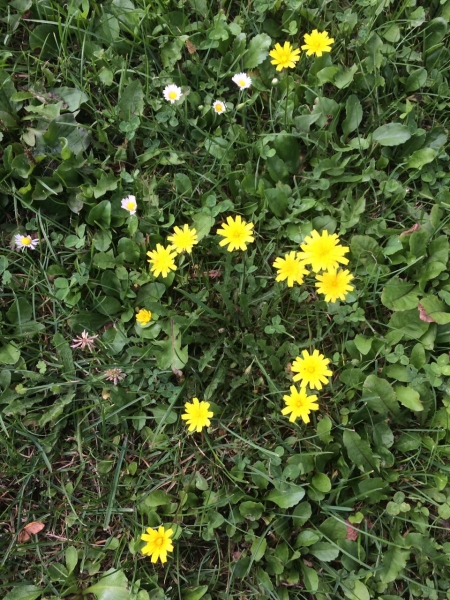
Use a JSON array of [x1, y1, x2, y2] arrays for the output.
[[362, 375, 400, 416], [118, 80, 144, 118], [395, 386, 423, 411], [373, 123, 411, 146], [239, 501, 264, 521], [153, 321, 188, 370], [379, 547, 410, 583], [342, 580, 370, 600], [86, 568, 130, 600], [243, 33, 272, 68], [309, 541, 340, 561], [418, 296, 450, 324], [300, 563, 318, 592], [343, 430, 379, 472]]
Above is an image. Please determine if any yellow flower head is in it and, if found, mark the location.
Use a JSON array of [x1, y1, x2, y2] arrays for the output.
[[315, 268, 354, 302], [281, 385, 319, 423], [147, 244, 178, 278], [141, 526, 174, 563], [269, 41, 301, 71], [167, 225, 198, 254], [136, 308, 152, 326], [217, 215, 255, 252], [181, 397, 213, 433], [273, 251, 309, 287], [291, 350, 332, 390], [301, 30, 334, 58], [299, 230, 349, 273]]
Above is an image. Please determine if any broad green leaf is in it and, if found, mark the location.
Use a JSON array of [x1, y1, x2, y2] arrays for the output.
[[317, 416, 333, 443], [274, 134, 300, 174], [118, 79, 144, 118], [406, 148, 437, 170], [39, 392, 74, 426], [86, 200, 111, 227], [192, 212, 215, 241], [395, 386, 423, 411], [6, 298, 32, 323], [117, 237, 140, 263], [86, 568, 130, 600], [174, 173, 192, 196], [291, 501, 312, 526], [251, 536, 267, 561], [266, 485, 305, 508], [309, 541, 340, 561], [342, 95, 363, 137], [0, 343, 20, 364], [418, 296, 450, 324], [52, 333, 75, 378], [342, 580, 370, 600], [334, 64, 358, 89], [362, 375, 400, 416], [388, 309, 429, 341], [424, 17, 447, 53], [300, 563, 318, 592], [343, 430, 379, 472], [381, 278, 419, 311], [311, 473, 331, 493], [65, 546, 78, 574], [204, 137, 234, 161], [239, 501, 264, 521], [153, 322, 188, 370], [319, 518, 347, 541], [49, 86, 88, 111], [404, 68, 427, 92], [372, 123, 411, 146], [379, 547, 410, 583], [183, 586, 208, 600], [243, 33, 272, 69], [354, 334, 372, 355], [265, 187, 288, 218], [4, 585, 42, 600], [144, 490, 172, 507]]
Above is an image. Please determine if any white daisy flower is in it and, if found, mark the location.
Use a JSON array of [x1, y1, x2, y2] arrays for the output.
[[232, 72, 252, 89], [121, 195, 137, 215], [163, 84, 183, 104], [15, 234, 39, 251], [212, 100, 226, 114]]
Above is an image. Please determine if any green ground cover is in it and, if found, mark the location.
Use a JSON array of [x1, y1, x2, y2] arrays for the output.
[[2, 0, 450, 598]]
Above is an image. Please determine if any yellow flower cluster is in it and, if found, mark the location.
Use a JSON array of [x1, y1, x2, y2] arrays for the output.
[[269, 31, 334, 71], [273, 229, 354, 303]]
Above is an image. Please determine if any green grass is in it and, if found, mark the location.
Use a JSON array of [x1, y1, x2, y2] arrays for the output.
[[2, 0, 450, 598]]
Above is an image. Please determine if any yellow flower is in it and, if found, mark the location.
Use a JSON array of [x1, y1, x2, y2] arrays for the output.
[[269, 41, 301, 71], [299, 230, 349, 273], [181, 398, 213, 433], [167, 225, 198, 254], [281, 385, 319, 423], [136, 309, 152, 326], [147, 244, 178, 278], [217, 215, 255, 252], [141, 526, 174, 563], [301, 30, 334, 57], [315, 268, 354, 302], [273, 251, 309, 287], [291, 350, 332, 390]]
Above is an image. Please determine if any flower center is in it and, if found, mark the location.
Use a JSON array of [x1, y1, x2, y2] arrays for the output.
[[238, 79, 246, 87], [230, 226, 245, 242], [306, 364, 317, 374], [22, 237, 32, 245], [215, 104, 224, 112], [156, 536, 164, 547], [169, 91, 178, 100], [126, 201, 135, 211], [294, 397, 305, 409]]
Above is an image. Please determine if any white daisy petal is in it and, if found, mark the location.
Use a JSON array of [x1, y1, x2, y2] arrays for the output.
[[232, 72, 252, 89], [163, 84, 183, 104], [14, 234, 39, 251], [212, 100, 226, 114], [121, 195, 137, 215]]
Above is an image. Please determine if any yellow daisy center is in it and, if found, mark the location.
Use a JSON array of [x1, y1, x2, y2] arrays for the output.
[[238, 79, 246, 87], [169, 91, 178, 100], [126, 201, 135, 211], [22, 237, 32, 245]]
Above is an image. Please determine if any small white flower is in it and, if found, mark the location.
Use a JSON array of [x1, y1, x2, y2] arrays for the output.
[[232, 72, 252, 89], [71, 330, 98, 351], [212, 100, 226, 114], [163, 84, 183, 104], [15, 234, 39, 251], [121, 195, 137, 215]]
